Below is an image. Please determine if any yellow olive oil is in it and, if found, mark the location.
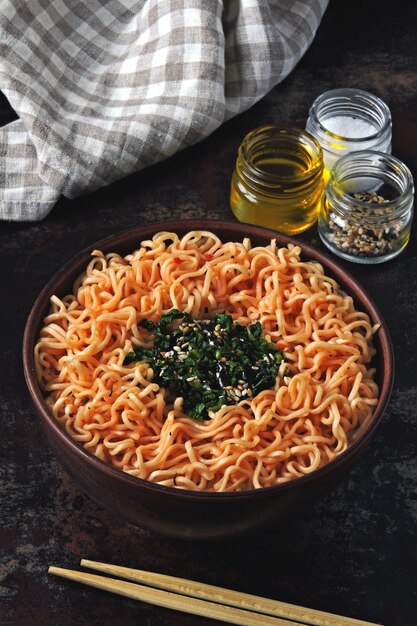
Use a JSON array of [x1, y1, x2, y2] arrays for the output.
[[230, 126, 324, 235]]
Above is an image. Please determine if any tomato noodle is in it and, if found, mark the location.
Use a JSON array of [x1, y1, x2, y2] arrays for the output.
[[35, 231, 379, 491]]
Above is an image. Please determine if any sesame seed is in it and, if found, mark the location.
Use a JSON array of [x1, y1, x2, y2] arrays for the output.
[[326, 193, 407, 259]]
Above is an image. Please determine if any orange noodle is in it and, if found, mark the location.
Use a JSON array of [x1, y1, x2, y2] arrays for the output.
[[34, 231, 379, 491]]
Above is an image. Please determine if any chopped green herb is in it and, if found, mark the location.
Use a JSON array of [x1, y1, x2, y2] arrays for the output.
[[124, 310, 283, 421]]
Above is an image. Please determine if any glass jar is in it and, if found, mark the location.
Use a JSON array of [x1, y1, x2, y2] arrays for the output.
[[318, 150, 414, 264], [306, 88, 392, 178], [230, 125, 324, 235]]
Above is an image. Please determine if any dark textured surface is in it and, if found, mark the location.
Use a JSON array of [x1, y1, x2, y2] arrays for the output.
[[1, 1, 416, 625]]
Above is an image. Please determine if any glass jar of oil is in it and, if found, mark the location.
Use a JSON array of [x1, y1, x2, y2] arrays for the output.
[[230, 125, 324, 235]]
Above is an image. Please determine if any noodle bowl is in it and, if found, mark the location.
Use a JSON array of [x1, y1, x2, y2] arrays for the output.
[[34, 229, 380, 493]]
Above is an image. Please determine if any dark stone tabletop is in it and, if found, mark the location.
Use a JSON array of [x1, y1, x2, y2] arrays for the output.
[[1, 1, 416, 624]]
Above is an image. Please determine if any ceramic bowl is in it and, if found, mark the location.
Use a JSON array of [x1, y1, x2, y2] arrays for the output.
[[23, 220, 394, 540]]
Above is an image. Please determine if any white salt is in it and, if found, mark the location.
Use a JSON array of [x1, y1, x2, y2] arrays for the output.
[[323, 115, 376, 139]]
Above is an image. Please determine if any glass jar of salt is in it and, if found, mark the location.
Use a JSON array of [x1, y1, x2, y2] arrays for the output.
[[306, 88, 392, 179], [318, 150, 414, 264]]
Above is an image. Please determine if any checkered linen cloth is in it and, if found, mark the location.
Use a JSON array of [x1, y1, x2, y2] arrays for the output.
[[0, 0, 328, 221]]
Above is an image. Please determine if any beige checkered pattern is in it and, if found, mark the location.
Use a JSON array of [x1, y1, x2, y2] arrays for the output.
[[0, 0, 328, 221]]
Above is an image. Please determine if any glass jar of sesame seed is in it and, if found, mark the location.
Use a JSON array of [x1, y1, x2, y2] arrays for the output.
[[318, 150, 414, 264]]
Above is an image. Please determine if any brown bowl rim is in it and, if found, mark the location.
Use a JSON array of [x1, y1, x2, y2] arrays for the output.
[[23, 219, 394, 502]]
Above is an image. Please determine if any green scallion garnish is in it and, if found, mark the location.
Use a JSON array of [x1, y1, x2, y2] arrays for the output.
[[124, 310, 283, 421]]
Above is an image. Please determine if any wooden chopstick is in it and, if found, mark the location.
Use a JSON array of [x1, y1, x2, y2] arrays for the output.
[[49, 566, 298, 626], [48, 561, 383, 626], [80, 559, 381, 626]]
